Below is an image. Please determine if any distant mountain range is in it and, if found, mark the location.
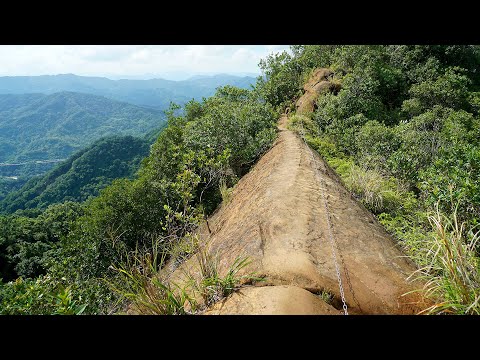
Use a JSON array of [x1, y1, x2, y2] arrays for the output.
[[107, 72, 260, 81], [0, 73, 256, 200], [0, 73, 257, 109]]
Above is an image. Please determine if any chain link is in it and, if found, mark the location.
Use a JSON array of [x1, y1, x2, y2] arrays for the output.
[[296, 117, 349, 315], [319, 175, 349, 315]]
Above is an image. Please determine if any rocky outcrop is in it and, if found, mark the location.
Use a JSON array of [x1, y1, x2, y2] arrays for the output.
[[295, 68, 338, 114], [205, 285, 339, 315]]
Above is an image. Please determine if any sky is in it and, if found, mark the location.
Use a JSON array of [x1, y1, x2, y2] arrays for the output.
[[0, 45, 290, 80]]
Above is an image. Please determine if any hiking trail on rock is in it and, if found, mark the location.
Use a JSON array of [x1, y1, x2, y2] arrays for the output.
[[163, 69, 428, 315]]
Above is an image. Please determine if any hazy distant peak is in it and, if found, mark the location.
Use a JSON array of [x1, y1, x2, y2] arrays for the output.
[[185, 73, 259, 81], [0, 73, 257, 108]]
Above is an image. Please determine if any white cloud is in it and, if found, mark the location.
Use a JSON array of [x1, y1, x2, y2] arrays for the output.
[[0, 45, 291, 80]]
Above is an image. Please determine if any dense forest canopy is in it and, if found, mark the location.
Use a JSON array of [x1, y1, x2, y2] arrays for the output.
[[1, 45, 479, 315]]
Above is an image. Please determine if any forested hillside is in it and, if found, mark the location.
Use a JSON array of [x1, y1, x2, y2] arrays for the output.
[[0, 73, 256, 110], [0, 179, 24, 201], [0, 92, 165, 164], [0, 135, 152, 214], [0, 86, 276, 314], [1, 46, 479, 315]]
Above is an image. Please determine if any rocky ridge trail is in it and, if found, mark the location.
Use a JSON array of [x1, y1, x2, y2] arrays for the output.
[[164, 69, 427, 314]]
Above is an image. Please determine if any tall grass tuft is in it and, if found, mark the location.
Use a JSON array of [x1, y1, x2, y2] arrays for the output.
[[190, 244, 264, 308], [108, 238, 263, 314], [330, 158, 410, 215], [168, 233, 199, 267], [287, 113, 319, 136], [108, 238, 196, 315], [219, 177, 233, 204], [408, 203, 480, 314]]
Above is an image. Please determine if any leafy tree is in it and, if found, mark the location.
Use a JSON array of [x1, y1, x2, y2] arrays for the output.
[[402, 67, 471, 116], [257, 51, 303, 109], [355, 120, 401, 171]]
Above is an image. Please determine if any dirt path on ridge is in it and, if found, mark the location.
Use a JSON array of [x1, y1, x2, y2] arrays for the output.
[[164, 69, 428, 315]]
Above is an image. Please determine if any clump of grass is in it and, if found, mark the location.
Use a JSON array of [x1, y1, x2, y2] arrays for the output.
[[318, 290, 334, 305], [108, 238, 263, 314], [407, 203, 480, 314], [108, 239, 196, 315], [305, 134, 343, 161], [219, 178, 233, 204], [168, 233, 199, 266], [190, 244, 264, 308], [346, 166, 393, 213], [332, 159, 410, 215]]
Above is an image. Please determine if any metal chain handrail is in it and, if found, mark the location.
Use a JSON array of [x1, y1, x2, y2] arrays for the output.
[[296, 116, 349, 315]]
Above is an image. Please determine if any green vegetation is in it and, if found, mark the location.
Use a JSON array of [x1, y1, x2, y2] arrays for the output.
[[0, 179, 25, 201], [0, 276, 87, 315], [318, 290, 334, 305], [0, 85, 276, 314], [0, 135, 152, 213], [0, 91, 165, 166], [409, 205, 480, 314], [190, 245, 262, 308], [109, 241, 261, 315], [2, 46, 479, 315], [219, 177, 233, 204], [0, 202, 84, 282], [268, 45, 480, 314], [108, 240, 195, 315]]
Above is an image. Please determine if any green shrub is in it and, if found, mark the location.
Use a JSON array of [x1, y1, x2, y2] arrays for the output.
[[305, 135, 342, 161], [355, 120, 401, 171], [0, 276, 87, 315], [378, 212, 431, 262], [288, 114, 319, 136], [418, 144, 480, 227]]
